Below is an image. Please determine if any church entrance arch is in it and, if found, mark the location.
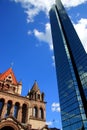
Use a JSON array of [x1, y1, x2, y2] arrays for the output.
[[0, 120, 20, 130], [1, 126, 14, 130]]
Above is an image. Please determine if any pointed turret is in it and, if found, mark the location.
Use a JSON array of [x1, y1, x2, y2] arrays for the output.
[[30, 80, 40, 93], [27, 81, 45, 102]]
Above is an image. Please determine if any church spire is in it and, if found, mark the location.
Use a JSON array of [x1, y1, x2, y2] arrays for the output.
[[30, 80, 40, 93], [27, 81, 45, 102]]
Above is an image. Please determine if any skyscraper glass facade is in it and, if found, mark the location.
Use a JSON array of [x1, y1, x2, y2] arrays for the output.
[[49, 0, 87, 130]]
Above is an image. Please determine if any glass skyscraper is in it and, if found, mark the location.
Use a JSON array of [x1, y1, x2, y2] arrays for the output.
[[49, 0, 87, 130]]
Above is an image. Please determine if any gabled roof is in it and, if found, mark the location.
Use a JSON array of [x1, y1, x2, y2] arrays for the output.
[[0, 68, 18, 85], [31, 81, 40, 93]]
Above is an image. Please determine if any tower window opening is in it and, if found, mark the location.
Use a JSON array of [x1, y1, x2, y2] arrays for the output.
[[33, 106, 38, 118], [38, 94, 40, 99], [39, 108, 44, 119], [22, 104, 27, 123]]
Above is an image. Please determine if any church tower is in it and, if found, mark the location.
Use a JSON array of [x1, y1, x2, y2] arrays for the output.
[[0, 68, 47, 130], [27, 81, 46, 129]]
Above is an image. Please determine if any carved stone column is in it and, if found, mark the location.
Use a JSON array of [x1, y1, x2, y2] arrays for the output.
[[10, 103, 14, 116], [17, 105, 22, 122]]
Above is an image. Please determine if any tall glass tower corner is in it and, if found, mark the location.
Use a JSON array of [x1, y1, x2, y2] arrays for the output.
[[49, 0, 87, 130]]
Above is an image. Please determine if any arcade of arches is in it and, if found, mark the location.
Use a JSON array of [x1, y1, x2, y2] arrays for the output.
[[0, 68, 47, 130]]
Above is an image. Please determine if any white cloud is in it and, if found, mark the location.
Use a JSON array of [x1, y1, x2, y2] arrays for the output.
[[25, 8, 40, 23], [73, 18, 87, 53], [11, 0, 87, 53], [11, 0, 55, 22], [46, 121, 53, 126], [33, 18, 87, 53], [11, 0, 87, 22], [46, 120, 60, 126], [52, 56, 55, 66], [27, 30, 32, 35], [51, 102, 60, 112], [62, 0, 87, 8], [33, 23, 53, 50]]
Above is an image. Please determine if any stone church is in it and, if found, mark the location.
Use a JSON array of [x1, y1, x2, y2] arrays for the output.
[[0, 68, 48, 130]]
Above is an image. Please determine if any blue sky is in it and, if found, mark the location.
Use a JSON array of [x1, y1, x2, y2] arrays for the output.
[[0, 0, 87, 129]]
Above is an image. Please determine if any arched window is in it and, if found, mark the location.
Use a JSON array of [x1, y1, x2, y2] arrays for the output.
[[39, 108, 44, 119], [6, 100, 12, 117], [22, 104, 27, 123], [33, 106, 38, 118], [14, 102, 20, 118], [38, 94, 40, 100], [0, 99, 4, 116]]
